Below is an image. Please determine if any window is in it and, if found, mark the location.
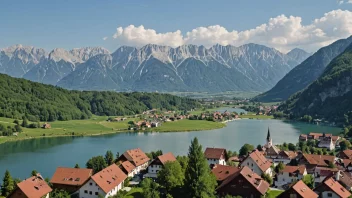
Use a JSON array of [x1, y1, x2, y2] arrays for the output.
[[89, 191, 92, 195], [251, 163, 253, 167], [95, 192, 99, 195], [328, 193, 333, 197], [247, 162, 249, 165], [89, 182, 92, 186], [84, 190, 88, 194], [289, 194, 297, 198]]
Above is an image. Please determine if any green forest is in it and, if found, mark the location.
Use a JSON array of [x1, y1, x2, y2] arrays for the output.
[[0, 74, 201, 122]]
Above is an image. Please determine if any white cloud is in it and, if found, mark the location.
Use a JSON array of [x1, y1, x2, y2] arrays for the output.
[[109, 9, 352, 52], [102, 37, 108, 41], [338, 0, 352, 4]]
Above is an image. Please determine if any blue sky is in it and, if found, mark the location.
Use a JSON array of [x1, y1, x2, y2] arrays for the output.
[[1, 0, 352, 52]]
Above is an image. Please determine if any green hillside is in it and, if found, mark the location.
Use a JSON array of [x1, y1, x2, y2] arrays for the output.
[[0, 73, 201, 122]]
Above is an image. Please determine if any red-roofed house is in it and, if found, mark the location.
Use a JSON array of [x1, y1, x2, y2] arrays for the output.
[[298, 154, 336, 174], [117, 148, 150, 175], [314, 177, 351, 198], [79, 164, 127, 198], [50, 167, 93, 194], [9, 174, 52, 198], [275, 165, 307, 187], [314, 167, 339, 184], [216, 166, 270, 198], [204, 147, 227, 166], [119, 161, 136, 177], [146, 152, 177, 178], [278, 180, 318, 198], [240, 149, 273, 177], [211, 164, 240, 183], [338, 149, 352, 160]]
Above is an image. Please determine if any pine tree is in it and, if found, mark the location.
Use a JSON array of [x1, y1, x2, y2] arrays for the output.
[[104, 150, 114, 165], [31, 170, 38, 176], [184, 137, 217, 198], [21, 118, 28, 128], [1, 170, 14, 197], [74, 164, 80, 168]]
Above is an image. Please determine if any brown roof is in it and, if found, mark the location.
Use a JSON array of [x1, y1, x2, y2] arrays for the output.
[[342, 159, 352, 167], [91, 164, 127, 194], [290, 180, 318, 198], [156, 152, 177, 165], [50, 167, 93, 186], [120, 161, 136, 174], [244, 149, 272, 172], [302, 154, 335, 166], [320, 177, 351, 198], [282, 165, 306, 175], [211, 164, 240, 181], [16, 174, 52, 198], [279, 151, 298, 159], [337, 171, 352, 189], [341, 150, 352, 159], [122, 148, 150, 167], [204, 148, 226, 159], [315, 167, 339, 177], [218, 166, 269, 195]]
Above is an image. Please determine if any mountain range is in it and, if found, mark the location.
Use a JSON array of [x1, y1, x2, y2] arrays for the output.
[[255, 36, 352, 102], [0, 44, 310, 92], [281, 42, 352, 124]]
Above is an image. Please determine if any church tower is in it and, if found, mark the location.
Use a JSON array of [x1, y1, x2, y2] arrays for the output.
[[266, 127, 273, 148]]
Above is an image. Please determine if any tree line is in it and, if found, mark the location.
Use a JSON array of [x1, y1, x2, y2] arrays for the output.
[[0, 73, 201, 122]]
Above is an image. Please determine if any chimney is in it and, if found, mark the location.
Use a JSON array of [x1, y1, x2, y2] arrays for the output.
[[335, 170, 341, 181]]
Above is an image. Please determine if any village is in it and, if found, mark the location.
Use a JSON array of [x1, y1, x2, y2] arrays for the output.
[[3, 128, 352, 198]]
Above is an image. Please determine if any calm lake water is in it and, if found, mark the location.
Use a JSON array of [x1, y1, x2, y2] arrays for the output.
[[0, 119, 341, 180]]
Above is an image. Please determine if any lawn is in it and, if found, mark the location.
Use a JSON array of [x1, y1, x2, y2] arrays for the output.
[[0, 116, 226, 144], [267, 190, 284, 198], [125, 187, 143, 198]]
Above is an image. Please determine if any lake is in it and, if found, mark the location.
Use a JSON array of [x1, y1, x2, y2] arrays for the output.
[[0, 119, 341, 179]]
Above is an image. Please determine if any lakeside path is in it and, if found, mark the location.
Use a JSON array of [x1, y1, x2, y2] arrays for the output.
[[0, 116, 226, 145]]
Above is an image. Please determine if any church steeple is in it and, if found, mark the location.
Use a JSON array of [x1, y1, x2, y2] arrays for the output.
[[266, 127, 271, 141]]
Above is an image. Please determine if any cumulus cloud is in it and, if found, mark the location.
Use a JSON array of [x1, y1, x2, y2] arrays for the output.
[[108, 9, 352, 52], [339, 0, 352, 4], [102, 37, 108, 41]]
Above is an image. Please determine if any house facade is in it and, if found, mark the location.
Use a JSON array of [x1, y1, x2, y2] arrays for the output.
[[240, 149, 273, 177], [9, 174, 52, 198], [119, 161, 137, 177], [298, 154, 335, 174], [117, 148, 150, 175], [50, 167, 93, 195], [79, 164, 127, 198], [204, 148, 227, 166], [275, 166, 307, 187], [314, 167, 339, 184], [314, 177, 351, 198], [147, 152, 176, 178]]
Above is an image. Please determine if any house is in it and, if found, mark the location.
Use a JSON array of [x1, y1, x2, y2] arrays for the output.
[[277, 180, 318, 198], [9, 174, 52, 198], [275, 165, 307, 187], [240, 149, 273, 177], [341, 159, 352, 171], [79, 164, 127, 198], [308, 132, 331, 140], [216, 166, 270, 198], [335, 171, 352, 191], [314, 177, 351, 198], [299, 134, 308, 141], [119, 161, 136, 177], [337, 149, 352, 159], [147, 152, 177, 178], [117, 148, 150, 175], [211, 164, 240, 183], [298, 154, 335, 174], [204, 147, 227, 166], [41, 123, 51, 129], [314, 167, 339, 184], [318, 136, 335, 150], [151, 121, 161, 127], [50, 167, 93, 194]]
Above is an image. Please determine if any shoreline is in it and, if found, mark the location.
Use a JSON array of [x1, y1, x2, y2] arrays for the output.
[[0, 122, 227, 145]]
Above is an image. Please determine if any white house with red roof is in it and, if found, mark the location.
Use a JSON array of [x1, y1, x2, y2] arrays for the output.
[[9, 174, 52, 198], [79, 164, 127, 198], [275, 165, 307, 187], [204, 147, 227, 166], [314, 177, 351, 198], [117, 148, 150, 175], [240, 149, 273, 177], [146, 152, 177, 178]]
